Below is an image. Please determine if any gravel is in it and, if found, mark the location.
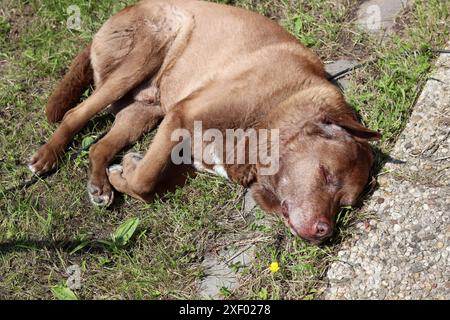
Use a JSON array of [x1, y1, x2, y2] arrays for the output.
[[323, 45, 450, 300]]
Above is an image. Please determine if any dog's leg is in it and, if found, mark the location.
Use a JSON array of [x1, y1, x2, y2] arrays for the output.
[[106, 89, 238, 201], [28, 32, 166, 176], [107, 107, 187, 201], [88, 101, 164, 206], [29, 8, 170, 178]]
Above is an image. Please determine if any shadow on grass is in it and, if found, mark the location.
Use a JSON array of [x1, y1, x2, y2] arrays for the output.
[[0, 225, 151, 255], [0, 239, 107, 254]]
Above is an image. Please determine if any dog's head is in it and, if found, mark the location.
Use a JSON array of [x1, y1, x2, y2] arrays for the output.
[[252, 86, 380, 244]]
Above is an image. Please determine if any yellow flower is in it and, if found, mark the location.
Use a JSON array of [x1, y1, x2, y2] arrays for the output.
[[269, 262, 280, 273]]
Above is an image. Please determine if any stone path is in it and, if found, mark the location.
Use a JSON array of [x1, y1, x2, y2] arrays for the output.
[[198, 188, 284, 299], [198, 244, 256, 298], [197, 190, 264, 299], [356, 0, 410, 35], [325, 0, 411, 91], [324, 59, 358, 91], [323, 45, 450, 300]]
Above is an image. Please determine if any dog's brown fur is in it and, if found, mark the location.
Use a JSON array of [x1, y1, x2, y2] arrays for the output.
[[46, 43, 94, 123], [29, 0, 380, 244]]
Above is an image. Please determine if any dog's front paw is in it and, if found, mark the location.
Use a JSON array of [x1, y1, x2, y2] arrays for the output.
[[28, 145, 57, 175], [87, 179, 114, 207]]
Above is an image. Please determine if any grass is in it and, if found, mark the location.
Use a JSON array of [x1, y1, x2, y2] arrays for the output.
[[0, 0, 449, 299]]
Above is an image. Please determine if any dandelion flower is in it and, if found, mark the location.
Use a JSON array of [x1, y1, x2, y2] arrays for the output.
[[269, 262, 280, 273]]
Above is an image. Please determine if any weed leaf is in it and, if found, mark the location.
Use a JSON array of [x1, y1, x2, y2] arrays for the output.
[[69, 241, 90, 255], [81, 136, 95, 150], [51, 285, 78, 300], [113, 217, 140, 247]]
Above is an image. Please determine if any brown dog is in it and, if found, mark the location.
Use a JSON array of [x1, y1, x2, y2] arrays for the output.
[[29, 0, 380, 244]]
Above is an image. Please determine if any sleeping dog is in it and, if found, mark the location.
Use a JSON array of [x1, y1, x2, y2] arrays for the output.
[[29, 0, 380, 244]]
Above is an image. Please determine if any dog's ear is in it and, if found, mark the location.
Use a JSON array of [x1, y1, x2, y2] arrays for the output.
[[226, 163, 257, 188], [327, 115, 381, 140], [307, 114, 381, 141], [251, 183, 281, 214]]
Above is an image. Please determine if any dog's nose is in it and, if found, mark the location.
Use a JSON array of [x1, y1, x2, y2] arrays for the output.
[[288, 219, 333, 244], [314, 221, 332, 238]]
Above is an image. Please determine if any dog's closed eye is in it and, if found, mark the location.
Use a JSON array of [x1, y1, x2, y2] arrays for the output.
[[319, 164, 342, 188], [319, 164, 330, 184]]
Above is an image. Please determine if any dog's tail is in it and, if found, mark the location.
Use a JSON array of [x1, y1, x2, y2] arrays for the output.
[[45, 43, 94, 123]]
